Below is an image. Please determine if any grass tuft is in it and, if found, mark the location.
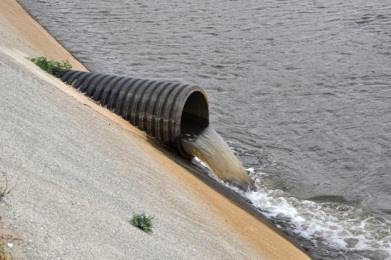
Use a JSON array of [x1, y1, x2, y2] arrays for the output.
[[130, 213, 154, 234], [30, 56, 71, 77]]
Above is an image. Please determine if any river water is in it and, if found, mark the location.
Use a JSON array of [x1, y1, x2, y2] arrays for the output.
[[19, 0, 391, 258]]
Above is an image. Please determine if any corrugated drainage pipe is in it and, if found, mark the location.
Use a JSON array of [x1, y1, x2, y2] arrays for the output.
[[60, 70, 209, 158]]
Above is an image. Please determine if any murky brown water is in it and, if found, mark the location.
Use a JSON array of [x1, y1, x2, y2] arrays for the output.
[[19, 0, 391, 258], [182, 127, 252, 189]]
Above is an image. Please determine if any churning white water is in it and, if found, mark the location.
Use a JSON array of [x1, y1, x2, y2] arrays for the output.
[[193, 153, 391, 259], [184, 128, 391, 259], [196, 160, 391, 259]]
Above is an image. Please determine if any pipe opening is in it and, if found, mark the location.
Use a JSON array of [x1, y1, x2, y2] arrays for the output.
[[180, 91, 209, 137]]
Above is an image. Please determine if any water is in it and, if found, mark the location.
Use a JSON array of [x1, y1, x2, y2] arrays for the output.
[[239, 173, 391, 259], [18, 0, 391, 258], [182, 127, 252, 189]]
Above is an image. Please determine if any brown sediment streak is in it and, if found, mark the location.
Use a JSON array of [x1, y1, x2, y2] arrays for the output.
[[0, 1, 310, 259]]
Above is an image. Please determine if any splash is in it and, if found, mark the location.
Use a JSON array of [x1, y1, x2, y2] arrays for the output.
[[231, 169, 391, 260]]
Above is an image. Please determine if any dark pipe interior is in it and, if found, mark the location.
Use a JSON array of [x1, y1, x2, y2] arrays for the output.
[[180, 91, 209, 137]]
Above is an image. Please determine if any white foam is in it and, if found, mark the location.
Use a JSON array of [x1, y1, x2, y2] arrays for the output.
[[192, 150, 391, 258], [224, 169, 391, 258]]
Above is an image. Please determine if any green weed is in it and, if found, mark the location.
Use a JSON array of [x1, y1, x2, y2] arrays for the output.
[[30, 56, 71, 77], [130, 213, 154, 234]]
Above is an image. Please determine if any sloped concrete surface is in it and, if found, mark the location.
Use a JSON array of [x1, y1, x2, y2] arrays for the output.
[[0, 51, 259, 259]]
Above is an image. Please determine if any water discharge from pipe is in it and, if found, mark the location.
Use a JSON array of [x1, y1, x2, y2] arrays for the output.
[[59, 70, 253, 189], [181, 126, 253, 190]]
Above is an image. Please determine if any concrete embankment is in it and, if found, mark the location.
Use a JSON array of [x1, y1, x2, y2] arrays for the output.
[[0, 1, 310, 259]]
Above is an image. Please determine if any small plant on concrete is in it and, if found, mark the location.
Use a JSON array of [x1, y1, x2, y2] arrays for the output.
[[130, 213, 154, 234], [30, 56, 71, 77]]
